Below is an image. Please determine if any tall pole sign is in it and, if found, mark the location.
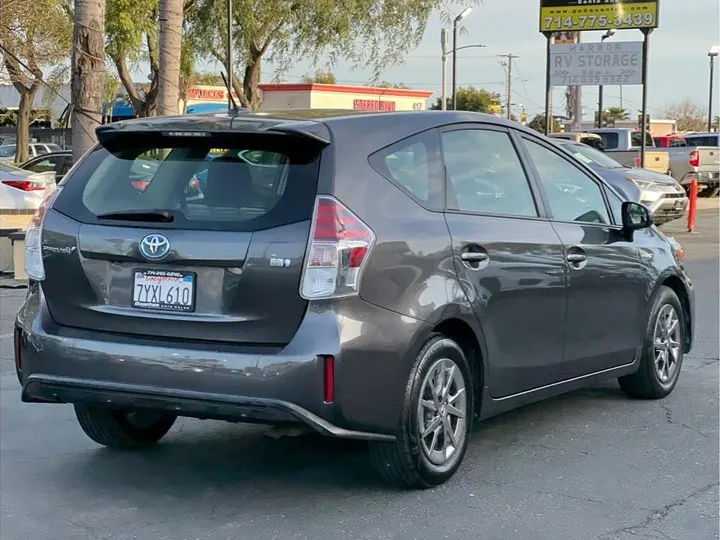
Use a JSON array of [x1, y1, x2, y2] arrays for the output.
[[540, 1, 659, 168]]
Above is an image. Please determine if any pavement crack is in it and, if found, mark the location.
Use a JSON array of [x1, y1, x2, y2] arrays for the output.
[[596, 482, 719, 539], [660, 404, 714, 439]]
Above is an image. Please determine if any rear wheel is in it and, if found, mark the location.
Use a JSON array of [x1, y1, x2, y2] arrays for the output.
[[74, 405, 177, 449], [698, 185, 720, 198], [369, 334, 473, 488], [619, 286, 685, 399]]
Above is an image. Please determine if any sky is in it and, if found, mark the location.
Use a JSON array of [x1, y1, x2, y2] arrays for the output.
[[237, 0, 720, 121]]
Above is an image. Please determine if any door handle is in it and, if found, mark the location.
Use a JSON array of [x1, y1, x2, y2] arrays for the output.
[[461, 252, 489, 262], [566, 253, 586, 263]]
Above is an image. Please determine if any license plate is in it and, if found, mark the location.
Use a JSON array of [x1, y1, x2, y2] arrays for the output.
[[132, 270, 196, 312]]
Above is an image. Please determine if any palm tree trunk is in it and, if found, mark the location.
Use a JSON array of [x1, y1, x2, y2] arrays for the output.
[[158, 0, 184, 116], [71, 0, 105, 163]]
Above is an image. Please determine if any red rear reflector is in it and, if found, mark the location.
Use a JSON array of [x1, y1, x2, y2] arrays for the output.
[[323, 355, 335, 403], [2, 180, 45, 191], [14, 328, 23, 371], [689, 150, 700, 167]]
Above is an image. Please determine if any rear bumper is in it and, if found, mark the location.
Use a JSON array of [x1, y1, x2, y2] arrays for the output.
[[21, 375, 393, 441], [15, 285, 432, 439]]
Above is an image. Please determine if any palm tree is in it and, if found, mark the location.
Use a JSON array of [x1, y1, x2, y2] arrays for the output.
[[158, 0, 184, 115], [72, 0, 105, 163], [604, 106, 630, 124]]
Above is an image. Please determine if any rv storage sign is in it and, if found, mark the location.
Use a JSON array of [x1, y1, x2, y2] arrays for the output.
[[550, 41, 643, 86]]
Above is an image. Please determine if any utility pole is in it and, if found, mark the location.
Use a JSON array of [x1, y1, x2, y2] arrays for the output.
[[498, 53, 519, 119], [441, 29, 448, 111]]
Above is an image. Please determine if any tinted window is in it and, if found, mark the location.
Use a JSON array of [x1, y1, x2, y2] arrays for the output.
[[46, 144, 63, 152], [369, 130, 443, 209], [630, 131, 654, 147], [56, 135, 321, 232], [596, 132, 619, 150], [683, 135, 719, 147], [669, 138, 687, 147], [25, 157, 57, 174], [442, 129, 537, 217], [524, 139, 610, 225]]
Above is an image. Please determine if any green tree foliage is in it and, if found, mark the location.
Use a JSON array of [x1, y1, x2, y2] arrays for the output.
[[301, 70, 337, 84], [528, 114, 561, 134], [371, 81, 409, 89], [0, 0, 71, 162], [188, 0, 479, 110], [103, 72, 121, 122], [105, 0, 160, 116], [604, 106, 630, 122], [429, 87, 501, 113]]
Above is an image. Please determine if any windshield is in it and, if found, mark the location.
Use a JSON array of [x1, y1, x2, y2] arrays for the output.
[[0, 145, 17, 157], [563, 143, 624, 169]]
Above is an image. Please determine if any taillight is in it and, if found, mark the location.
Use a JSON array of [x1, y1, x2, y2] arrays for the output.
[[1, 179, 46, 191], [24, 185, 62, 281], [689, 150, 700, 168], [300, 196, 375, 299], [323, 355, 335, 403]]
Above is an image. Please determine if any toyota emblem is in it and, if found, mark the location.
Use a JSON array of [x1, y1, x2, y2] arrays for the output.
[[139, 234, 170, 260]]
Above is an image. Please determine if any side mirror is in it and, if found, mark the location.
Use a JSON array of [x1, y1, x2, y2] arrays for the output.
[[622, 201, 654, 231]]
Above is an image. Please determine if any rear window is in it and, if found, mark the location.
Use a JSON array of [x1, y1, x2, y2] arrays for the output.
[[683, 135, 719, 147], [630, 131, 654, 148], [54, 134, 321, 232], [596, 132, 619, 150]]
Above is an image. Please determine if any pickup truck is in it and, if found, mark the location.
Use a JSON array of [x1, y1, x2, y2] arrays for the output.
[[660, 134, 720, 197], [584, 128, 671, 175]]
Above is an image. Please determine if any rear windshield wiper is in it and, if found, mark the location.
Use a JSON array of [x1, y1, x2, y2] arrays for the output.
[[96, 210, 175, 222]]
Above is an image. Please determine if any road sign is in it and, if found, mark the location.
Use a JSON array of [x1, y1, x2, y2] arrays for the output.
[[550, 41, 643, 86], [540, 0, 659, 33]]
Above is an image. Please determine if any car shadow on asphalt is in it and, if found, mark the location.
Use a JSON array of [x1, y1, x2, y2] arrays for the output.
[[42, 381, 627, 495]]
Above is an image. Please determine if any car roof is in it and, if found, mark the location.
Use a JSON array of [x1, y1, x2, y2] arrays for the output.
[[95, 110, 533, 146]]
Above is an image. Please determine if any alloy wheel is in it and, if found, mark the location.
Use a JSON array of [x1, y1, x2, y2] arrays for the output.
[[654, 304, 682, 383], [417, 358, 468, 471]]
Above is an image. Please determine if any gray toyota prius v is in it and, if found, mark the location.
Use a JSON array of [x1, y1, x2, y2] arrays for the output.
[[14, 110, 694, 488]]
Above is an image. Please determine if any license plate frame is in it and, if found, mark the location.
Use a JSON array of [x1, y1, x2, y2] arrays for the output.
[[132, 269, 196, 313]]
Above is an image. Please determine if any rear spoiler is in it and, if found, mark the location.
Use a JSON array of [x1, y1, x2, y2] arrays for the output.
[[95, 117, 331, 146]]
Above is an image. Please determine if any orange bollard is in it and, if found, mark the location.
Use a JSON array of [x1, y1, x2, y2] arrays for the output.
[[687, 178, 698, 233]]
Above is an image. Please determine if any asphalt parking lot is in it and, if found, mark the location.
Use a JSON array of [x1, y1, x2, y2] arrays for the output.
[[1, 209, 717, 540]]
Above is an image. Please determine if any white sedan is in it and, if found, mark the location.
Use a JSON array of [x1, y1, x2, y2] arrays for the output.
[[0, 162, 55, 211]]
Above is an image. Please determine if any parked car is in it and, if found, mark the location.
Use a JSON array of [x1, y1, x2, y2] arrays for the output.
[[15, 111, 694, 488], [0, 162, 55, 211], [584, 128, 670, 175], [21, 151, 74, 183], [0, 142, 63, 164], [658, 136, 720, 197], [654, 135, 687, 148], [554, 140, 688, 225]]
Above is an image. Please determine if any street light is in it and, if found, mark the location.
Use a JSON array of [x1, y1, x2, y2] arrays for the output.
[[440, 39, 486, 110], [597, 28, 616, 128], [708, 45, 720, 132], [452, 7, 473, 110]]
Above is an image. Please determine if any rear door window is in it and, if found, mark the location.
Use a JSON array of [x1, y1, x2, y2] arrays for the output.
[[630, 131, 654, 147], [441, 128, 538, 217], [55, 135, 322, 232]]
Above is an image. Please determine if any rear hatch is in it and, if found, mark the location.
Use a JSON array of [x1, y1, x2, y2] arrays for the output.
[[46, 129, 324, 345]]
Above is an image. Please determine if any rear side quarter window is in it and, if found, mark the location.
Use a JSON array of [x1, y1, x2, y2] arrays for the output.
[[368, 129, 444, 210]]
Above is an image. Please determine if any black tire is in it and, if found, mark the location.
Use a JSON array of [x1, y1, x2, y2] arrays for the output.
[[369, 334, 474, 488], [698, 186, 720, 198], [619, 286, 685, 399], [74, 404, 177, 449]]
